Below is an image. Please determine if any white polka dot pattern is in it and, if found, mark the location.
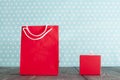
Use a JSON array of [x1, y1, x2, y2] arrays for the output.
[[0, 0, 120, 67]]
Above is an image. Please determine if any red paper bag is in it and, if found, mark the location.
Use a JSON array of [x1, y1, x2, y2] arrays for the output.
[[80, 55, 101, 75], [20, 25, 59, 75]]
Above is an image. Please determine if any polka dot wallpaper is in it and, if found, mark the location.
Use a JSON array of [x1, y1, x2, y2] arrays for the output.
[[0, 0, 120, 67]]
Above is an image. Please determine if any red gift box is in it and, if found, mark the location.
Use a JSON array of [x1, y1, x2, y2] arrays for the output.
[[20, 25, 59, 75], [80, 55, 101, 75]]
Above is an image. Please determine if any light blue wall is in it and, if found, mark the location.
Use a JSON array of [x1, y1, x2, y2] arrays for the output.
[[0, 0, 120, 67]]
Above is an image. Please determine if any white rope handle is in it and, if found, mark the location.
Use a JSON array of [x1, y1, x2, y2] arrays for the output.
[[23, 26, 53, 40], [26, 25, 48, 37]]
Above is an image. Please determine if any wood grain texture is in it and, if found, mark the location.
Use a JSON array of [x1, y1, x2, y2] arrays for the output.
[[73, 67, 120, 80], [0, 67, 85, 80], [0, 67, 120, 80]]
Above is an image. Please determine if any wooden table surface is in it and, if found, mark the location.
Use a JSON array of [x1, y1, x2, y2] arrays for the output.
[[0, 67, 120, 80]]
